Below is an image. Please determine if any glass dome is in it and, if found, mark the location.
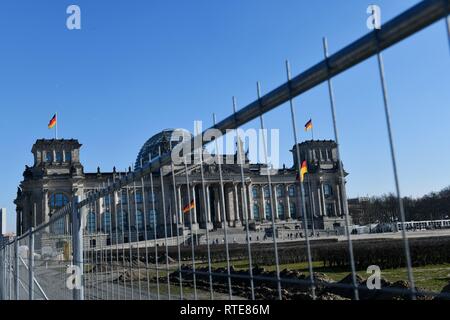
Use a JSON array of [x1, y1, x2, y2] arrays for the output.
[[135, 128, 192, 170]]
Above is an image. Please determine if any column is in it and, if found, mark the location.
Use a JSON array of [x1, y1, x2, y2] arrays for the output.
[[42, 190, 49, 233], [317, 187, 323, 216], [191, 185, 198, 226], [214, 187, 222, 224], [112, 190, 118, 231], [284, 184, 291, 220], [260, 185, 266, 221], [320, 181, 327, 216], [272, 185, 279, 221], [225, 185, 234, 225], [98, 196, 104, 233], [204, 184, 213, 231], [43, 190, 49, 224], [336, 184, 342, 217], [206, 184, 212, 223], [247, 183, 254, 221], [177, 186, 183, 226], [339, 176, 349, 217], [233, 183, 242, 226]]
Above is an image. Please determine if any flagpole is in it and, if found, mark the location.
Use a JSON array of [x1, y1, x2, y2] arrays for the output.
[[311, 127, 314, 141], [55, 112, 58, 139]]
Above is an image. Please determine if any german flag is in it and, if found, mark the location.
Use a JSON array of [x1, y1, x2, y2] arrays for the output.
[[48, 114, 57, 129], [299, 160, 308, 182], [304, 119, 313, 131], [182, 200, 195, 214]]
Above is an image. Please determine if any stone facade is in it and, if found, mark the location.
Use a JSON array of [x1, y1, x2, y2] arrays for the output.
[[14, 131, 350, 242]]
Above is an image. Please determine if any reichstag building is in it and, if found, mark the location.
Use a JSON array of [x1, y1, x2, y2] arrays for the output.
[[14, 129, 349, 242]]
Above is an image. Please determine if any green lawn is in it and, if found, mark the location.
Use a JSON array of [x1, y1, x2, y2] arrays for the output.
[[197, 260, 450, 292]]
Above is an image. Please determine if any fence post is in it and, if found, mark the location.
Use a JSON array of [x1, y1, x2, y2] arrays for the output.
[[28, 227, 34, 300], [14, 240, 19, 300], [72, 196, 84, 300]]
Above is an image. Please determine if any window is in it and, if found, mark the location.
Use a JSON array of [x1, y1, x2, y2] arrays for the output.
[[55, 151, 63, 162], [102, 212, 111, 232], [51, 218, 65, 235], [46, 152, 53, 162], [103, 196, 111, 207], [121, 191, 128, 204], [326, 203, 335, 217], [135, 191, 143, 204], [265, 200, 272, 220], [117, 211, 129, 230], [148, 209, 157, 227], [87, 212, 96, 233], [290, 202, 297, 219], [314, 149, 320, 160], [263, 186, 270, 199], [277, 202, 285, 220], [324, 184, 333, 198], [148, 191, 157, 203], [65, 151, 72, 162], [253, 204, 260, 220], [49, 193, 69, 210], [135, 210, 144, 230], [252, 187, 259, 199], [276, 185, 284, 198], [288, 185, 296, 197]]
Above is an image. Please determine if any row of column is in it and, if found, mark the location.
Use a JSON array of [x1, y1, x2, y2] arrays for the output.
[[174, 182, 301, 227], [312, 179, 344, 218]]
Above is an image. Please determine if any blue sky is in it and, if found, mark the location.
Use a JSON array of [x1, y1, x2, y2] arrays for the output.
[[0, 0, 449, 232]]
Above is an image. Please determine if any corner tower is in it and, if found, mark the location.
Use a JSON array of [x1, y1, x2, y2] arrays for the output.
[[15, 139, 85, 235], [292, 140, 350, 230]]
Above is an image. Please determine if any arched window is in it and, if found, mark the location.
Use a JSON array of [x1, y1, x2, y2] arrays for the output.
[[103, 212, 111, 232], [87, 212, 96, 233], [252, 187, 259, 199], [290, 202, 297, 219], [135, 210, 144, 230], [288, 185, 296, 197], [253, 203, 260, 220], [117, 211, 129, 231], [265, 200, 272, 220], [276, 185, 284, 198], [147, 209, 157, 227], [46, 152, 53, 162], [277, 202, 285, 220], [49, 193, 69, 211], [324, 184, 333, 198]]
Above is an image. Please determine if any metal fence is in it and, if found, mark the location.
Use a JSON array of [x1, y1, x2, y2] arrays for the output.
[[1, 0, 449, 301]]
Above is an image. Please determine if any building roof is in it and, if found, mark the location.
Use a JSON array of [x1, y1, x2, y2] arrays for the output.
[[32, 139, 82, 152], [135, 129, 192, 170]]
